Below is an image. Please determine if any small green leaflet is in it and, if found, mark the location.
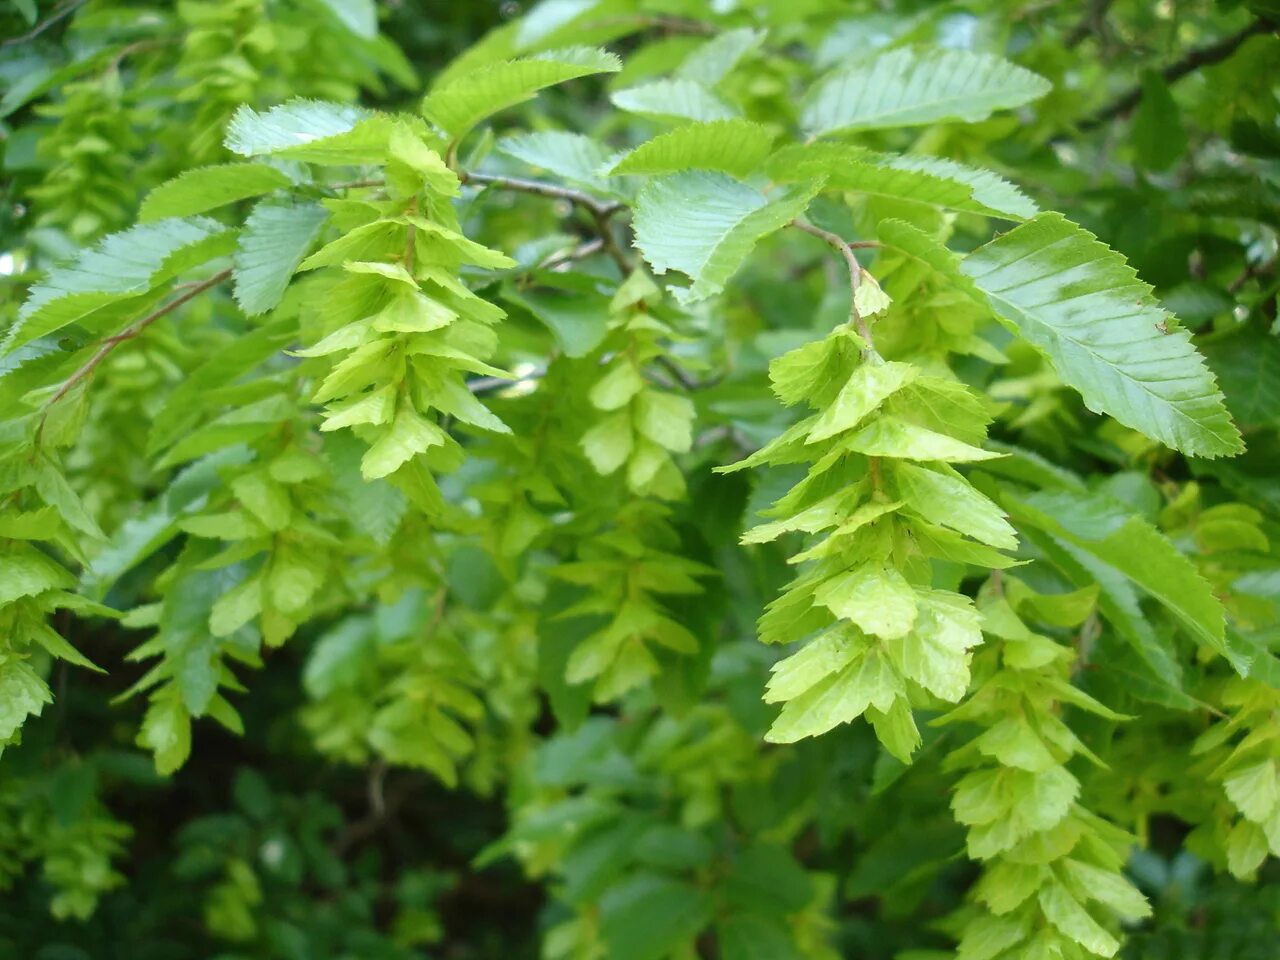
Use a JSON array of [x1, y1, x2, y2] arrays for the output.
[[607, 120, 776, 178], [802, 48, 1051, 136], [611, 79, 738, 123], [139, 163, 292, 222], [232, 200, 329, 316], [962, 213, 1243, 458], [422, 47, 621, 141], [8, 217, 236, 352], [633, 172, 822, 303]]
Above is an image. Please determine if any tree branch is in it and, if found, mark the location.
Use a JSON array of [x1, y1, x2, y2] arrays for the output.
[[1080, 18, 1275, 130], [40, 268, 232, 423], [790, 219, 880, 360], [1, 0, 87, 49], [460, 171, 624, 219], [461, 171, 630, 272]]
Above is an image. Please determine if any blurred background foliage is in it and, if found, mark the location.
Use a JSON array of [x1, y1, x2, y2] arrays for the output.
[[0, 1, 1277, 958]]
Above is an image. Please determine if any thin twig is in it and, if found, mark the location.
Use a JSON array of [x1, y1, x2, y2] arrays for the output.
[[1, 0, 87, 48], [39, 268, 232, 428], [1080, 18, 1275, 129], [460, 171, 623, 219], [1065, 0, 1114, 49], [537, 237, 604, 272], [330, 178, 385, 191], [790, 219, 880, 360]]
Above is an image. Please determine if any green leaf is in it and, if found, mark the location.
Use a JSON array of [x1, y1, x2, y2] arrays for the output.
[[422, 47, 621, 140], [814, 565, 917, 639], [139, 164, 292, 222], [9, 218, 235, 352], [769, 144, 1036, 220], [226, 100, 390, 163], [497, 131, 614, 190], [611, 79, 738, 123], [633, 172, 821, 303], [717, 916, 800, 960], [232, 200, 329, 316], [1038, 882, 1119, 957], [802, 48, 1051, 136], [895, 463, 1017, 549], [1011, 488, 1228, 657], [0, 549, 75, 604], [607, 120, 776, 178], [1131, 70, 1187, 173], [138, 693, 192, 776], [675, 27, 765, 86], [361, 407, 450, 479], [766, 647, 902, 743], [962, 213, 1242, 458], [845, 416, 1002, 462], [0, 657, 52, 743], [1199, 324, 1280, 429], [310, 0, 377, 38], [599, 874, 713, 960], [807, 360, 917, 441]]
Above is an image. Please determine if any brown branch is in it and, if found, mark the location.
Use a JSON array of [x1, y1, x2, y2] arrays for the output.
[[790, 219, 880, 360], [460, 171, 623, 219], [1, 0, 87, 49], [39, 268, 232, 425], [462, 171, 630, 272], [1080, 18, 1276, 130]]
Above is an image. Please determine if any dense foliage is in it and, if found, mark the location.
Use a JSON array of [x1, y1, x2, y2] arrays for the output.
[[2, 1, 1279, 957]]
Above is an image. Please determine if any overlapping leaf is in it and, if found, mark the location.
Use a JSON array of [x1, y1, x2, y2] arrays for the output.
[[802, 48, 1051, 136], [963, 213, 1242, 457]]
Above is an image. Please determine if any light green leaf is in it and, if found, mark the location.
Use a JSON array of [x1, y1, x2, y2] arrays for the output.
[[802, 48, 1051, 136], [0, 657, 52, 743], [139, 164, 292, 222], [0, 549, 75, 604], [808, 360, 917, 442], [895, 463, 1016, 549], [1037, 882, 1120, 957], [845, 416, 1002, 462], [814, 564, 917, 639], [769, 144, 1036, 220], [226, 100, 390, 163], [311, 0, 377, 38], [675, 27, 765, 86], [633, 172, 821, 303], [498, 130, 614, 190], [232, 201, 329, 316], [581, 410, 633, 474], [362, 407, 450, 479], [1224, 759, 1279, 823], [607, 120, 776, 178], [611, 79, 738, 123], [138, 692, 192, 776], [894, 589, 983, 701], [764, 630, 858, 703], [853, 274, 892, 318], [962, 213, 1242, 458], [423, 47, 621, 140], [766, 648, 901, 743], [9, 217, 235, 351], [635, 391, 694, 453]]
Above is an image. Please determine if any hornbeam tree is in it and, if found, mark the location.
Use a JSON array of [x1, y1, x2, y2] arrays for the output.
[[1, 1, 1278, 957]]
